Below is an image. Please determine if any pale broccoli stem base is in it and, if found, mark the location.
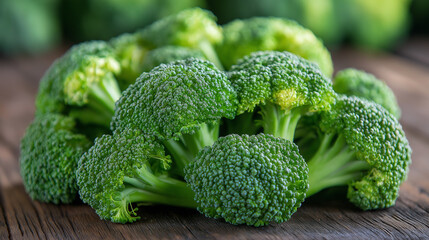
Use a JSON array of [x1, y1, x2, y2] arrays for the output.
[[69, 73, 121, 127], [259, 102, 302, 142], [163, 122, 220, 175], [306, 133, 369, 197], [198, 40, 224, 70], [121, 165, 197, 207]]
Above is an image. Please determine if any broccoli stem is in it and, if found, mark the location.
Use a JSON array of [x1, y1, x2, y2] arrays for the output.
[[198, 40, 224, 70], [163, 122, 220, 175], [259, 102, 302, 141], [69, 73, 121, 127], [88, 72, 121, 113], [306, 133, 370, 197], [224, 111, 260, 135], [121, 165, 197, 208]]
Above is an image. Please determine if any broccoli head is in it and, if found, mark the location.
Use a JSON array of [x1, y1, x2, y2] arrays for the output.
[[112, 58, 237, 173], [302, 95, 411, 210], [76, 129, 196, 223], [334, 68, 401, 119], [20, 114, 90, 204], [228, 51, 335, 141], [139, 8, 224, 69], [36, 41, 122, 128], [185, 134, 309, 226], [142, 45, 206, 71], [217, 17, 333, 76]]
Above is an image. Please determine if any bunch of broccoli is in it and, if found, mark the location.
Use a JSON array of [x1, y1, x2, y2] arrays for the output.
[[20, 8, 411, 227]]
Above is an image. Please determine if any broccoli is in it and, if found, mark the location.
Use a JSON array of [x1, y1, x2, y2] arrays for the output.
[[139, 8, 224, 70], [109, 33, 150, 90], [185, 134, 308, 226], [36, 41, 122, 128], [20, 114, 90, 204], [334, 68, 401, 119], [300, 95, 411, 210], [227, 51, 335, 141], [76, 129, 196, 223], [217, 17, 333, 76], [112, 58, 237, 174], [142, 45, 206, 71]]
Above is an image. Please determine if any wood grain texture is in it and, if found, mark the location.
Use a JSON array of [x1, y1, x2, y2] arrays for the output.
[[1, 40, 429, 239]]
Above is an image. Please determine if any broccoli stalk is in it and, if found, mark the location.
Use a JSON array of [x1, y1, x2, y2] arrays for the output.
[[258, 103, 304, 141], [163, 122, 219, 173], [77, 129, 197, 223], [306, 133, 369, 196]]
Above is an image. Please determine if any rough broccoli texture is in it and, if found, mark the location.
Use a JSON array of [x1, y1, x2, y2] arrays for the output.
[[228, 51, 335, 141], [303, 95, 411, 210], [112, 58, 237, 173], [109, 33, 150, 90], [20, 114, 90, 204], [139, 8, 224, 70], [334, 68, 401, 119], [142, 45, 206, 71], [76, 129, 196, 223], [36, 41, 122, 128], [185, 134, 309, 226], [217, 17, 333, 76]]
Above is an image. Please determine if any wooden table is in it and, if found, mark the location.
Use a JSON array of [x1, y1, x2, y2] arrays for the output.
[[1, 40, 429, 239]]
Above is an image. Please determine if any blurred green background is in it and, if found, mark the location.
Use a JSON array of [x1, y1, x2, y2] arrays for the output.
[[0, 0, 428, 55]]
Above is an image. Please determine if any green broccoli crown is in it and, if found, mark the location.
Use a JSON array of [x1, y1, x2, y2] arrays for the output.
[[110, 33, 150, 88], [140, 8, 222, 49], [334, 68, 401, 119], [112, 58, 238, 140], [139, 8, 224, 69], [142, 45, 206, 71], [20, 114, 90, 204], [319, 95, 411, 209], [36, 41, 122, 127], [77, 129, 182, 223], [185, 134, 309, 227], [217, 17, 333, 75], [230, 51, 335, 115]]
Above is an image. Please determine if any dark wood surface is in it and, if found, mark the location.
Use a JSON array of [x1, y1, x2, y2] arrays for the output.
[[1, 40, 429, 239]]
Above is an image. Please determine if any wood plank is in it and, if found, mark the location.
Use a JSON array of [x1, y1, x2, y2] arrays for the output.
[[396, 37, 429, 66], [0, 192, 10, 240]]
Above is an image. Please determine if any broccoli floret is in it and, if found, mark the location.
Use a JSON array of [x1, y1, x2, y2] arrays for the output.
[[20, 114, 90, 204], [227, 51, 335, 141], [112, 58, 237, 174], [142, 45, 206, 71], [36, 41, 122, 128], [109, 33, 150, 90], [301, 95, 411, 210], [217, 17, 333, 76], [334, 68, 401, 119], [76, 129, 196, 223], [185, 134, 308, 226], [139, 8, 224, 70]]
